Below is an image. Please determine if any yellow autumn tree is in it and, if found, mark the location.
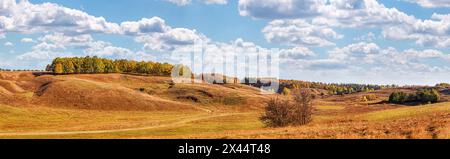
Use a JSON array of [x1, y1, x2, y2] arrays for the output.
[[282, 87, 291, 95], [54, 63, 63, 74]]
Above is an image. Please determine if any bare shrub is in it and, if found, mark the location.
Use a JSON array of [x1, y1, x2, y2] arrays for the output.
[[260, 98, 291, 127], [261, 89, 314, 127], [291, 89, 314, 126]]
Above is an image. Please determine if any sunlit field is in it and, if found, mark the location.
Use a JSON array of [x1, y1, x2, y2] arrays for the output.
[[1, 72, 448, 139]]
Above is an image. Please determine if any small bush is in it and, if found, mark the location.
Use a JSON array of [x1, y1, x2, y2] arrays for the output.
[[366, 94, 378, 100], [260, 98, 291, 127], [261, 89, 313, 127], [362, 96, 368, 102], [362, 94, 377, 102], [417, 89, 440, 103], [389, 92, 409, 104], [282, 87, 291, 95]]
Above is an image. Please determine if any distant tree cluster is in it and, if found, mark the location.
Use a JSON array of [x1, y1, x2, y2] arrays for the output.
[[0, 68, 43, 72], [279, 80, 391, 95], [436, 83, 450, 88], [0, 68, 9, 71], [389, 89, 440, 104], [47, 56, 174, 76]]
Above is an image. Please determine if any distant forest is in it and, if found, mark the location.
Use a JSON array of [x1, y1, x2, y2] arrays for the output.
[[47, 56, 176, 76], [0, 68, 43, 72], [278, 80, 392, 95], [39, 56, 444, 96]]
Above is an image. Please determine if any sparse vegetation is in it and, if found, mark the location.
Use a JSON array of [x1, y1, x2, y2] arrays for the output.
[[261, 89, 313, 127]]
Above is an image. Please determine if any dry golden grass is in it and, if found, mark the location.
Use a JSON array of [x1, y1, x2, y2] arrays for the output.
[[316, 105, 345, 110], [0, 71, 449, 139], [216, 104, 450, 139], [0, 104, 201, 133]]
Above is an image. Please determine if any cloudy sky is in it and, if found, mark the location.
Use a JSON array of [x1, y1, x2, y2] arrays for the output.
[[1, 0, 450, 85]]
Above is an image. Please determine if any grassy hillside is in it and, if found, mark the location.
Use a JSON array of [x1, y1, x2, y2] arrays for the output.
[[0, 72, 268, 111], [0, 104, 209, 134], [0, 71, 449, 139], [360, 102, 450, 121], [190, 103, 449, 139]]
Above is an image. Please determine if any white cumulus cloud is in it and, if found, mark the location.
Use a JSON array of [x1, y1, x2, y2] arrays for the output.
[[263, 19, 343, 47], [241, 0, 450, 48], [0, 0, 121, 35], [121, 17, 170, 35], [279, 46, 316, 59], [4, 41, 13, 46], [20, 38, 34, 43], [403, 0, 450, 8], [3, 41, 14, 46], [164, 0, 227, 6], [164, 0, 191, 6], [239, 0, 326, 19], [203, 0, 227, 5]]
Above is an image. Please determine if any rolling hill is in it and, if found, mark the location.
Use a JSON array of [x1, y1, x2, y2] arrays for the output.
[[0, 71, 448, 139], [0, 72, 268, 111]]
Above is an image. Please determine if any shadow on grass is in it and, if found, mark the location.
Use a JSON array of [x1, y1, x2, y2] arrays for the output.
[[32, 72, 53, 77]]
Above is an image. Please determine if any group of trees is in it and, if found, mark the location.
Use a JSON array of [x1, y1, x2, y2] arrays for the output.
[[279, 80, 389, 95], [47, 56, 174, 76], [261, 89, 314, 127], [0, 68, 9, 71], [219, 77, 401, 96], [436, 83, 450, 88], [213, 77, 390, 96], [389, 89, 440, 104]]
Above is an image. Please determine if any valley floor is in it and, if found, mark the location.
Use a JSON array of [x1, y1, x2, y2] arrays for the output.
[[0, 103, 448, 139]]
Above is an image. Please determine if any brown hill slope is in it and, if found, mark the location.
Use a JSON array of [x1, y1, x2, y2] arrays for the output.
[[0, 80, 25, 93], [0, 72, 269, 111], [32, 77, 198, 111]]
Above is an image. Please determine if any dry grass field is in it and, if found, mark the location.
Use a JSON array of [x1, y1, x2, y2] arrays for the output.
[[0, 71, 449, 139]]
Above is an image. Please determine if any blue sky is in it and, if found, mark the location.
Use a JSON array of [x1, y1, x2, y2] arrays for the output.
[[1, 0, 450, 85], [28, 0, 273, 46]]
